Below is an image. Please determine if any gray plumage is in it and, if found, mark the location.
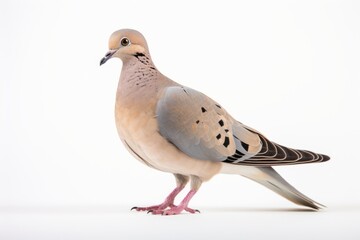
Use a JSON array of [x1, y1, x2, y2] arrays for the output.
[[157, 85, 329, 165]]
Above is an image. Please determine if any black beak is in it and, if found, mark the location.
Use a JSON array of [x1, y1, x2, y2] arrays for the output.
[[100, 50, 116, 66]]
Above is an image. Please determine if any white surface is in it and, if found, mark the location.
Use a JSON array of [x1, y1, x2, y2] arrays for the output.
[[1, 0, 360, 239], [1, 205, 360, 240]]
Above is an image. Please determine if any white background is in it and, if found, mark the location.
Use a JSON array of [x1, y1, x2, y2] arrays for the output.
[[1, 0, 360, 239]]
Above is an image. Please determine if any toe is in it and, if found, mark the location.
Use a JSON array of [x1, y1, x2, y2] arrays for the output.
[[184, 207, 200, 214]]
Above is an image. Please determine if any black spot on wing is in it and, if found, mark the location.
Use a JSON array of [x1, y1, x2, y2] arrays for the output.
[[223, 159, 233, 163], [201, 107, 207, 113], [215, 104, 222, 109], [196, 120, 200, 124], [241, 142, 249, 151], [216, 134, 221, 140], [223, 136, 230, 148], [218, 119, 224, 127]]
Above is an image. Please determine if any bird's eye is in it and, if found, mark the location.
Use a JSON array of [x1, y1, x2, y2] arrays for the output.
[[120, 37, 130, 47]]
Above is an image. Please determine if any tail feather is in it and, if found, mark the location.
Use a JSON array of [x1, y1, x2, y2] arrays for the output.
[[220, 164, 325, 210], [252, 167, 324, 209]]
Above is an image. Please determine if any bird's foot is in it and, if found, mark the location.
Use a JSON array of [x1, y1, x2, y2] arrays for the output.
[[131, 203, 200, 215], [151, 189, 200, 215], [131, 203, 175, 213], [160, 205, 200, 215], [132, 189, 199, 216], [131, 186, 185, 213]]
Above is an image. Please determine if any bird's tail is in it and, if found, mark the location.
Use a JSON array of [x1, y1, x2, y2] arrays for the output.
[[220, 164, 325, 210]]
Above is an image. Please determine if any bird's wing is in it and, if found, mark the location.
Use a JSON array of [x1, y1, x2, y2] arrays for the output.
[[156, 86, 330, 166], [156, 86, 262, 161]]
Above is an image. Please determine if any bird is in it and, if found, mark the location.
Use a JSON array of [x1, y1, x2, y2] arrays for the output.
[[100, 29, 330, 215]]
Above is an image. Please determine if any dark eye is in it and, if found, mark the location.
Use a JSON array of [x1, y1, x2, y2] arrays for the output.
[[120, 37, 130, 47]]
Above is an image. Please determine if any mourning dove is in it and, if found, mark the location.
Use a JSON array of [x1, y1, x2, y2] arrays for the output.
[[100, 29, 330, 215]]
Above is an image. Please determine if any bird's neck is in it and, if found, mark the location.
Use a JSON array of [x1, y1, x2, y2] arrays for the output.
[[120, 52, 158, 85], [116, 53, 161, 107], [118, 53, 159, 90]]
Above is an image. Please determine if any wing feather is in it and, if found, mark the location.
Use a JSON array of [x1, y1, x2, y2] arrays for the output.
[[156, 86, 329, 166], [156, 86, 261, 161]]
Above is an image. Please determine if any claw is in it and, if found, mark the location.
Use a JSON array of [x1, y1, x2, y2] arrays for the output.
[[131, 206, 138, 211], [162, 211, 171, 216], [195, 209, 201, 213], [147, 210, 153, 214]]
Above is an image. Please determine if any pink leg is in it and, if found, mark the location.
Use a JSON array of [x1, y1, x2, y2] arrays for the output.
[[158, 189, 199, 215], [131, 185, 184, 213]]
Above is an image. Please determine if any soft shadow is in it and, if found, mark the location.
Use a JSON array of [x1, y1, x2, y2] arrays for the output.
[[202, 206, 319, 213], [0, 205, 316, 214], [2, 204, 359, 214]]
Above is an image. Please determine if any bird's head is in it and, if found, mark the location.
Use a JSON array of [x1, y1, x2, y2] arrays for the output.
[[100, 29, 149, 65]]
